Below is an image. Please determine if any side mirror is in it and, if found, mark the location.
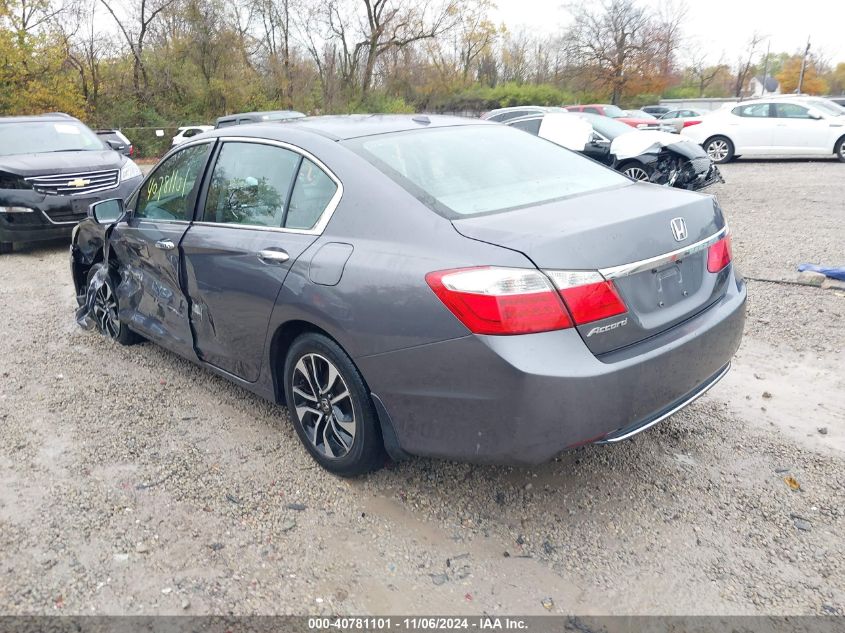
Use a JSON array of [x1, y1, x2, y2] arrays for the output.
[[808, 110, 823, 120], [106, 139, 125, 150], [89, 198, 124, 224]]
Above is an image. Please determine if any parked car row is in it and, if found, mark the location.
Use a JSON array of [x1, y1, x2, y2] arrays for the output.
[[502, 111, 722, 191], [482, 104, 676, 133]]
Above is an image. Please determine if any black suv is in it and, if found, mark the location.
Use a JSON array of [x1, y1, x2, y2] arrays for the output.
[[0, 113, 144, 253]]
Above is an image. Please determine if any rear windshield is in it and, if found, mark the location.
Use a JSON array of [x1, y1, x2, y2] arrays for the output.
[[346, 125, 629, 218], [0, 121, 105, 156]]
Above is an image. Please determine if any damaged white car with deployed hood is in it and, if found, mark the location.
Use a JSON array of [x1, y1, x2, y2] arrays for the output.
[[505, 111, 723, 191]]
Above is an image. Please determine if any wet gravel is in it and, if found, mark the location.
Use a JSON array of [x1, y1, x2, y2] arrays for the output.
[[0, 160, 843, 616]]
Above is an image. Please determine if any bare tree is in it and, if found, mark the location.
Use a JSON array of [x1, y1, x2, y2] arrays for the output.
[[733, 32, 764, 97], [566, 0, 652, 104], [652, 0, 687, 77], [99, 0, 179, 98], [687, 46, 725, 97]]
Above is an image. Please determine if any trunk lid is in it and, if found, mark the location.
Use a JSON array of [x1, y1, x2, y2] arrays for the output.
[[452, 183, 730, 355]]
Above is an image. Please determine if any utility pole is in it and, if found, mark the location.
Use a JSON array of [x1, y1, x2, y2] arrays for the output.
[[797, 36, 810, 94], [761, 41, 770, 95]]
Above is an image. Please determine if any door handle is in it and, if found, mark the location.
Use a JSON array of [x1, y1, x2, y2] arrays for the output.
[[257, 249, 290, 264], [155, 239, 175, 250]]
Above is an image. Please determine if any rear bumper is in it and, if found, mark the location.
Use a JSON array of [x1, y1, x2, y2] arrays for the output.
[[357, 270, 746, 464]]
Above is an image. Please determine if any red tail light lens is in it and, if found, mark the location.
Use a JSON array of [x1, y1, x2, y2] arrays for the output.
[[707, 235, 732, 272], [545, 271, 627, 325], [425, 267, 572, 335], [683, 120, 702, 127]]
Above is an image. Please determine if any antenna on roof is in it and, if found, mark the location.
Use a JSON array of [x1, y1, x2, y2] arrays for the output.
[[412, 115, 431, 125]]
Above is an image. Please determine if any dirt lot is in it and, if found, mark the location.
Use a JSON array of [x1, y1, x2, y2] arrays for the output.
[[0, 159, 843, 616]]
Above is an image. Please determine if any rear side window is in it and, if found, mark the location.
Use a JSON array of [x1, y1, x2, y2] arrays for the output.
[[733, 103, 772, 117], [136, 143, 210, 221], [286, 159, 338, 230], [202, 142, 300, 227], [347, 125, 629, 218]]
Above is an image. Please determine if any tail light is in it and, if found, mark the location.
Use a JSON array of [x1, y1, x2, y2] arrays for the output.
[[707, 234, 732, 272], [545, 271, 627, 325], [129, 145, 134, 157], [684, 120, 702, 127], [426, 267, 628, 335], [425, 267, 571, 335]]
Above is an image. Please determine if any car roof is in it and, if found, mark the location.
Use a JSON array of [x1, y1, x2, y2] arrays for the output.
[[0, 112, 80, 124], [206, 114, 491, 141]]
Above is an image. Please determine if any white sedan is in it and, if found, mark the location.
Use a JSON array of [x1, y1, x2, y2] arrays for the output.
[[682, 97, 845, 163], [171, 125, 213, 147]]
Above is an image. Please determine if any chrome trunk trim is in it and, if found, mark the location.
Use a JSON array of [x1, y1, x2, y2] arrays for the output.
[[599, 226, 728, 280]]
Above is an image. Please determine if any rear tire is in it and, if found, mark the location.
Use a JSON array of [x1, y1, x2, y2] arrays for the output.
[[704, 136, 734, 164], [835, 136, 845, 162], [86, 263, 140, 346], [283, 333, 385, 477], [0, 242, 12, 254]]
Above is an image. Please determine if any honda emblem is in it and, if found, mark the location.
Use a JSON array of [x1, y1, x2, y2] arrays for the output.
[[670, 217, 688, 242]]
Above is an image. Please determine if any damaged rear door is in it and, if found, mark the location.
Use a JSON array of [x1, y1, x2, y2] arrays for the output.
[[108, 141, 214, 356], [181, 139, 339, 382]]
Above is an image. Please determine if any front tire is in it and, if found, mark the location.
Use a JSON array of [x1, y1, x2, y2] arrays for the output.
[[704, 136, 734, 164], [619, 162, 653, 182], [283, 333, 385, 476], [86, 263, 140, 345]]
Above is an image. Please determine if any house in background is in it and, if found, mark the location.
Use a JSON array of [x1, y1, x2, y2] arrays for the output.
[[747, 76, 781, 98]]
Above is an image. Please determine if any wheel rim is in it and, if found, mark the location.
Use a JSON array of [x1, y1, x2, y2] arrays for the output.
[[707, 139, 729, 162], [291, 353, 356, 459], [92, 281, 120, 339], [624, 166, 651, 181]]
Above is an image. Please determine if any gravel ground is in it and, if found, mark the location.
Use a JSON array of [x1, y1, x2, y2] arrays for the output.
[[0, 160, 843, 616]]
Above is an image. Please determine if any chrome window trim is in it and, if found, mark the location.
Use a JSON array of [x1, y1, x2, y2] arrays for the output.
[[599, 226, 728, 280], [201, 136, 344, 236]]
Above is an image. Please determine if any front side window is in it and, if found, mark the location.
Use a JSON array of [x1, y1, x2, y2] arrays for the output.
[[135, 143, 210, 221], [202, 142, 300, 227], [775, 103, 810, 119], [348, 124, 629, 218], [733, 103, 772, 118], [584, 107, 601, 114]]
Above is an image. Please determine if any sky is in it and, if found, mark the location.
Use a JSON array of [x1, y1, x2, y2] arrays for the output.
[[491, 0, 845, 66]]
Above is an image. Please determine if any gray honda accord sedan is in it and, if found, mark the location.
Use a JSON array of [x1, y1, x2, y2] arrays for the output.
[[71, 115, 746, 476]]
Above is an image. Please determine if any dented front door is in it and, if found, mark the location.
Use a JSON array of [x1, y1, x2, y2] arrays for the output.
[[109, 142, 213, 356]]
